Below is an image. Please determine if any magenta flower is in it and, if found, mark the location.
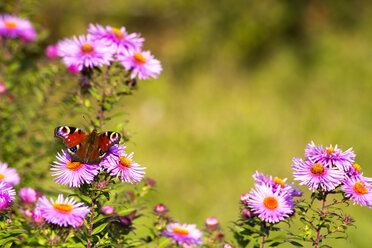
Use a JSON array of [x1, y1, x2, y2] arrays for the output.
[[0, 182, 16, 209], [292, 157, 345, 191], [341, 177, 372, 208], [247, 183, 293, 223], [45, 45, 59, 59], [50, 150, 100, 187], [36, 194, 90, 227], [0, 82, 6, 94], [304, 141, 355, 171], [0, 161, 20, 186], [32, 208, 44, 223], [205, 217, 219, 231], [19, 187, 37, 203], [100, 144, 146, 184], [57, 34, 115, 71], [0, 14, 36, 41], [101, 206, 114, 215], [162, 222, 203, 246], [117, 49, 162, 79], [88, 23, 144, 53]]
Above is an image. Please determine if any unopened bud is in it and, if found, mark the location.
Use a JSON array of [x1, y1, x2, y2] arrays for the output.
[[101, 206, 114, 215], [240, 193, 249, 204], [205, 216, 219, 231], [154, 203, 167, 215], [242, 209, 252, 219]]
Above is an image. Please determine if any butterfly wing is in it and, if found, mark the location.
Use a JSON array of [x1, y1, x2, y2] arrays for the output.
[[54, 126, 88, 162]]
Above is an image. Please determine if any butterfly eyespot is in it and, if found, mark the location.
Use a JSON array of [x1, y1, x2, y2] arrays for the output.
[[99, 149, 106, 157], [110, 132, 118, 141], [70, 146, 77, 153], [61, 126, 70, 133]]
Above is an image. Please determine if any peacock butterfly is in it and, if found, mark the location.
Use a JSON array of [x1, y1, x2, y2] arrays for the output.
[[54, 126, 121, 164]]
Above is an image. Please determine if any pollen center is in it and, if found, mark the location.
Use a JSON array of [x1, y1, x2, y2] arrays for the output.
[[81, 43, 94, 54], [263, 196, 278, 210], [66, 161, 83, 171], [326, 147, 334, 156], [310, 163, 324, 175], [53, 202, 73, 213], [112, 27, 125, 40], [173, 227, 189, 236], [353, 182, 368, 195], [352, 163, 362, 173], [0, 174, 4, 180], [119, 156, 131, 169], [133, 52, 147, 64], [4, 21, 16, 29], [274, 177, 285, 188]]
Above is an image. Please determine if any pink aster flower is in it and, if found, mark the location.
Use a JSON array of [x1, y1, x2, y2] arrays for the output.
[[0, 182, 16, 209], [162, 222, 204, 246], [50, 150, 100, 187], [117, 49, 162, 79], [19, 187, 37, 203], [57, 34, 115, 71], [292, 157, 345, 191], [0, 161, 20, 186], [304, 141, 355, 171], [32, 208, 44, 223], [45, 45, 58, 59], [341, 177, 372, 208], [0, 14, 36, 41], [247, 183, 293, 223], [36, 194, 90, 227], [100, 144, 146, 184], [88, 23, 144, 53]]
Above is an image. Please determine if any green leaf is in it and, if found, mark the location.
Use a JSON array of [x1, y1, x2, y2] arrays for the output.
[[91, 223, 108, 235], [158, 238, 172, 248], [289, 241, 304, 247]]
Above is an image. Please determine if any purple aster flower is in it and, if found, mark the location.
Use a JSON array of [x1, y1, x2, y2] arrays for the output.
[[304, 141, 355, 171], [0, 182, 16, 209], [57, 34, 115, 71], [247, 183, 293, 223], [32, 208, 44, 223], [162, 222, 203, 246], [36, 194, 90, 227], [0, 161, 20, 186], [292, 157, 345, 191], [341, 177, 372, 208], [0, 14, 36, 41], [117, 49, 162, 80], [100, 144, 146, 184], [88, 23, 144, 53], [50, 150, 100, 187], [19, 187, 37, 203]]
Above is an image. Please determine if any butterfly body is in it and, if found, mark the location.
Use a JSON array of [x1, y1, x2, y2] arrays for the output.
[[54, 126, 121, 164]]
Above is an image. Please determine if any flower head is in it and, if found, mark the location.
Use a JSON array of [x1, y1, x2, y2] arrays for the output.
[[0, 182, 16, 209], [100, 144, 146, 184], [50, 150, 100, 187], [341, 177, 372, 208], [0, 14, 36, 41], [0, 162, 20, 186], [36, 194, 90, 227], [292, 157, 345, 191], [45, 45, 59, 59], [162, 222, 203, 246], [247, 183, 293, 223], [304, 141, 355, 171], [88, 24, 144, 53], [57, 34, 115, 71], [32, 208, 44, 223], [19, 187, 37, 203], [205, 217, 219, 231], [117, 49, 162, 80]]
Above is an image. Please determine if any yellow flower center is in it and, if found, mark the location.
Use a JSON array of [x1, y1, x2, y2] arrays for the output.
[[310, 163, 324, 175], [133, 52, 147, 64], [53, 202, 73, 213], [263, 196, 278, 210], [353, 182, 368, 195], [66, 161, 83, 171], [352, 163, 362, 173], [173, 227, 189, 236], [112, 27, 125, 40], [0, 174, 4, 180], [81, 43, 94, 54], [119, 156, 131, 169], [326, 147, 334, 156], [4, 21, 16, 29], [274, 177, 285, 188]]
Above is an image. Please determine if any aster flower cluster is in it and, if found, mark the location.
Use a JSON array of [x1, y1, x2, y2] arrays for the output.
[[0, 14, 36, 41], [56, 23, 162, 79], [51, 143, 145, 188], [242, 171, 302, 223], [292, 141, 372, 208]]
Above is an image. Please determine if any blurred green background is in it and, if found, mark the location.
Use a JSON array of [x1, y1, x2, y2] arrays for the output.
[[17, 0, 372, 246]]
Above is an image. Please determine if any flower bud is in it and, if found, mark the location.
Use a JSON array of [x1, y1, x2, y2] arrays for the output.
[[205, 216, 219, 231], [101, 206, 114, 215], [216, 231, 225, 241], [223, 244, 233, 248], [45, 45, 58, 59], [21, 208, 33, 218], [19, 187, 37, 203], [68, 64, 80, 74], [154, 203, 167, 215], [145, 177, 156, 186], [32, 208, 44, 223], [240, 193, 249, 204], [0, 82, 6, 94], [242, 209, 252, 219], [182, 242, 193, 248]]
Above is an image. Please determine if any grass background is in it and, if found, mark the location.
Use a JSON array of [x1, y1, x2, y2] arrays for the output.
[[7, 0, 372, 246]]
